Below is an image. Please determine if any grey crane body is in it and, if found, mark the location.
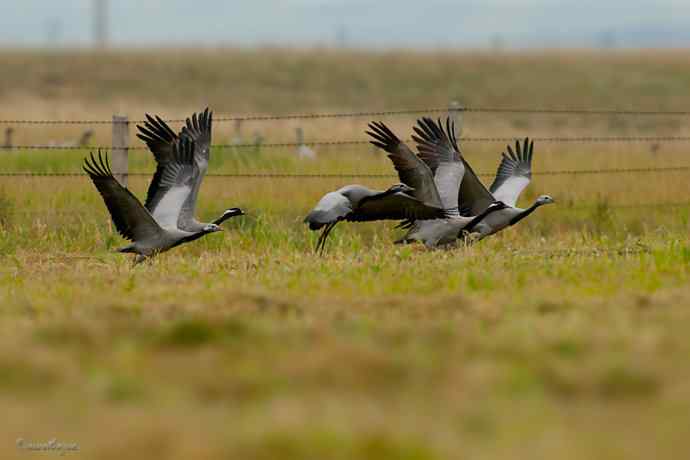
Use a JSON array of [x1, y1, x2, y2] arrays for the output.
[[84, 108, 244, 264], [304, 183, 447, 254], [118, 225, 220, 261], [368, 117, 508, 248], [305, 187, 357, 231], [83, 149, 223, 265], [466, 207, 521, 238], [456, 137, 555, 240], [397, 201, 509, 247], [467, 196, 553, 240]]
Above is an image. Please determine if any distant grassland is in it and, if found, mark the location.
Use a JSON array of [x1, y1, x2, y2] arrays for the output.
[[3, 48, 690, 113], [1, 49, 690, 460], [1, 48, 690, 142]]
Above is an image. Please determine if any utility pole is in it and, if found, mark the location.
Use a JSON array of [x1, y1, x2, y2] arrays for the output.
[[336, 24, 347, 48], [45, 18, 62, 48], [93, 0, 108, 49]]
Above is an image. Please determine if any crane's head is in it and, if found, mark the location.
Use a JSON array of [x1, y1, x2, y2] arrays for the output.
[[536, 195, 555, 206], [389, 183, 415, 195], [212, 208, 245, 226], [488, 201, 509, 211], [203, 223, 223, 233], [223, 207, 245, 218]]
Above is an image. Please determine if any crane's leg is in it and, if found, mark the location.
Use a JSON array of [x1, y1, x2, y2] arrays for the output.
[[315, 224, 329, 255], [315, 223, 331, 255], [316, 222, 337, 256], [132, 254, 147, 266], [459, 230, 482, 246], [320, 223, 336, 255]]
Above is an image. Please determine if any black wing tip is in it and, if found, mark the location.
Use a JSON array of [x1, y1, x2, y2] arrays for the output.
[[135, 132, 151, 143], [82, 149, 112, 178], [415, 115, 454, 144], [365, 121, 400, 148], [173, 136, 196, 164], [504, 137, 534, 164], [414, 115, 461, 159], [137, 113, 178, 143], [182, 107, 213, 137]]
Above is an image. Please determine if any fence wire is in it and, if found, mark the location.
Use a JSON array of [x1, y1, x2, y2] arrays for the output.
[[0, 165, 689, 178], [2, 135, 690, 152], [2, 106, 690, 125]]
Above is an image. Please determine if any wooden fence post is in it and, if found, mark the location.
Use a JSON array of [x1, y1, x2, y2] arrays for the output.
[[448, 100, 463, 137], [112, 115, 129, 186]]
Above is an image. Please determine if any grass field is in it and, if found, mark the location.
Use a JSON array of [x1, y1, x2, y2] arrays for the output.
[[1, 49, 690, 459]]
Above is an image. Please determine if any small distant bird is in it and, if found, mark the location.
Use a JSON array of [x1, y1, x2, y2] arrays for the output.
[[295, 127, 316, 159], [77, 129, 94, 147], [230, 119, 243, 146], [304, 183, 446, 254], [3, 127, 14, 149], [253, 131, 264, 154], [48, 129, 94, 148]]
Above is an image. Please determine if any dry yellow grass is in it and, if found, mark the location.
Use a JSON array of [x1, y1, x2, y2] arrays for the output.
[[0, 49, 689, 459]]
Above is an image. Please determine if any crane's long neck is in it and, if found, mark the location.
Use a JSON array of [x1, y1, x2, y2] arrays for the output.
[[509, 201, 541, 226], [172, 229, 214, 248], [463, 204, 503, 233], [377, 186, 409, 202], [212, 210, 243, 225], [356, 186, 401, 209]]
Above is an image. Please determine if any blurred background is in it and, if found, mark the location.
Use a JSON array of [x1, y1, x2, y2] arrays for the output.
[[1, 0, 690, 49], [3, 3, 690, 460]]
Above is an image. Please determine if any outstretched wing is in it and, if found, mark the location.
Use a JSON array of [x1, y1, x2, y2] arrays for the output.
[[178, 108, 213, 227], [136, 113, 180, 212], [489, 138, 533, 207], [136, 109, 212, 230], [83, 151, 163, 242], [348, 192, 446, 222], [366, 121, 443, 209], [180, 108, 212, 169], [458, 158, 495, 216], [136, 113, 178, 164], [144, 137, 199, 230], [412, 117, 464, 213]]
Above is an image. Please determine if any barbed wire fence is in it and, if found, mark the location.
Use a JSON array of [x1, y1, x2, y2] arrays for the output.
[[3, 105, 690, 125], [1, 165, 690, 179], [1, 103, 690, 211]]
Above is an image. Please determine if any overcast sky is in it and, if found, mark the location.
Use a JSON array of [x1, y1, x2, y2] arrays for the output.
[[1, 0, 689, 49]]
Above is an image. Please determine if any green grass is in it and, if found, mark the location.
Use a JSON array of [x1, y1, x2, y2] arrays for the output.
[[1, 163, 689, 459], [1, 49, 690, 459]]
